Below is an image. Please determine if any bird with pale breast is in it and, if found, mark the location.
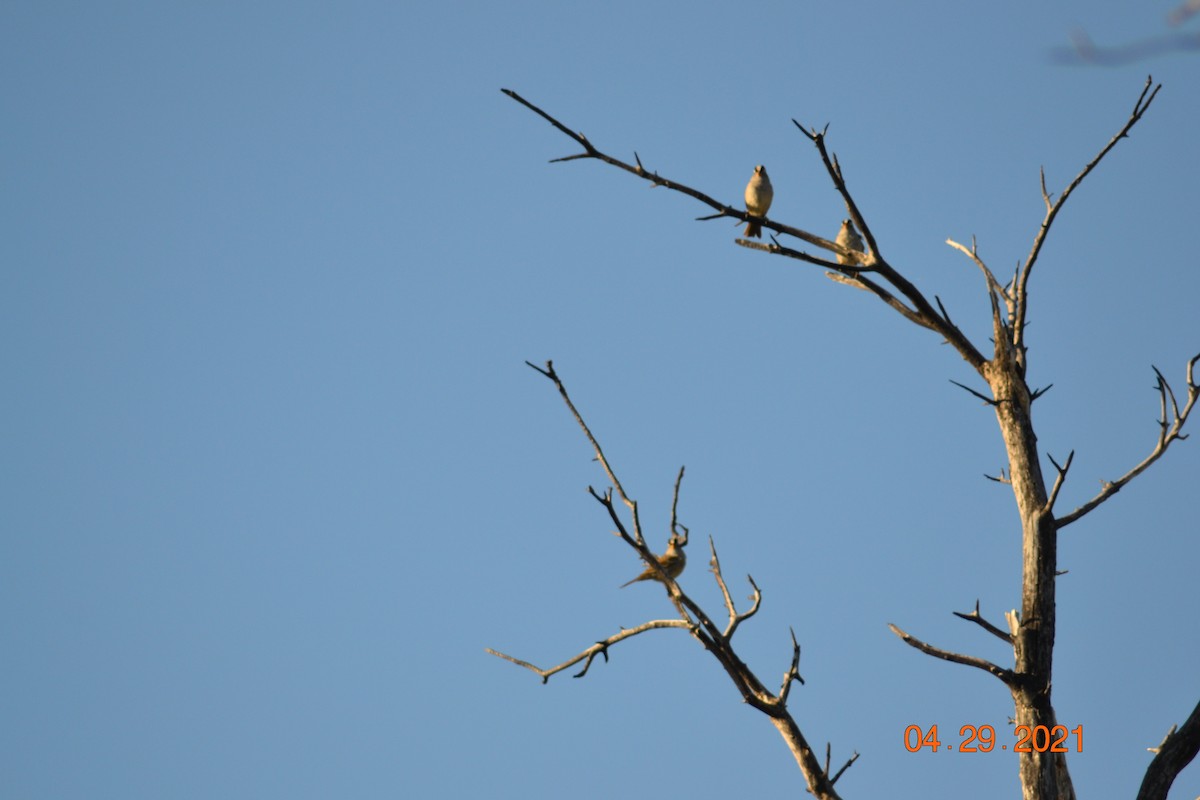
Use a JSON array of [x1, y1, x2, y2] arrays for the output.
[[620, 536, 686, 588], [835, 219, 864, 266], [743, 165, 773, 238]]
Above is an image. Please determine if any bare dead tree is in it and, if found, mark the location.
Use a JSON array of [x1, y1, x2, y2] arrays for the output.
[[490, 77, 1199, 800]]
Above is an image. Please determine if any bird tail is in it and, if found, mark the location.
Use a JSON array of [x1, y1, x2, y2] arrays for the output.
[[745, 221, 761, 238], [619, 576, 641, 588]]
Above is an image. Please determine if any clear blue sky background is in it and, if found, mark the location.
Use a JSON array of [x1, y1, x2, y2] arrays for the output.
[[3, 2, 1197, 798]]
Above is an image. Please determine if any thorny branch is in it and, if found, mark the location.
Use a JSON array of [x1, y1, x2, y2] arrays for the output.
[[1056, 355, 1199, 528]]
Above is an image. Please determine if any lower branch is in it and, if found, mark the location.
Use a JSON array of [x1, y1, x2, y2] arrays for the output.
[[1137, 698, 1200, 800], [888, 623, 1017, 685], [487, 360, 855, 798], [486, 620, 693, 682]]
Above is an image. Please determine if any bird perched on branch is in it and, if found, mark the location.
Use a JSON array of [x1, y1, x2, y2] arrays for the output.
[[620, 536, 686, 588], [835, 219, 863, 266], [743, 165, 773, 238]]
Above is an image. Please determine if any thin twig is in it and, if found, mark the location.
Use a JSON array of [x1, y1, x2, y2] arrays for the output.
[[1057, 355, 1199, 528], [506, 87, 985, 372], [670, 465, 689, 545], [952, 599, 1015, 644], [888, 623, 1017, 686], [1044, 450, 1075, 514], [778, 627, 805, 705], [503, 88, 836, 250], [829, 752, 860, 786], [486, 619, 693, 682], [1013, 76, 1160, 361], [527, 360, 644, 544], [950, 379, 1000, 406]]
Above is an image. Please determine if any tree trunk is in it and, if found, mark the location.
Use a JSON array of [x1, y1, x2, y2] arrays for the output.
[[985, 354, 1074, 800]]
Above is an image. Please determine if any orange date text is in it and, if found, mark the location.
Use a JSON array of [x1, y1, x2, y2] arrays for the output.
[[903, 724, 1083, 753]]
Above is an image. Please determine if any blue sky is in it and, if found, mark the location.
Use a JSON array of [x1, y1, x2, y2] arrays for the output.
[[3, 2, 1198, 798]]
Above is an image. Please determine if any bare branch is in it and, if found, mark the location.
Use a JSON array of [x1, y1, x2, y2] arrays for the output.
[[793, 120, 989, 371], [486, 619, 693, 682], [952, 599, 1015, 644], [1057, 355, 1199, 528], [670, 465, 689, 544], [792, 121, 880, 263], [950, 379, 1000, 406], [1014, 76, 1160, 360], [777, 626, 805, 704], [829, 751, 860, 786], [586, 488, 641, 569], [984, 467, 1012, 485], [1044, 450, 1075, 514], [946, 236, 1013, 311], [506, 88, 986, 372], [1136, 698, 1200, 800], [527, 360, 645, 544], [735, 236, 875, 273], [888, 623, 1017, 685], [708, 537, 761, 638], [503, 89, 839, 249], [1029, 384, 1054, 402]]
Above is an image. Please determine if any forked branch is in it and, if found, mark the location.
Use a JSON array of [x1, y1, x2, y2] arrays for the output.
[[1014, 77, 1161, 359], [504, 87, 987, 372], [485, 620, 693, 683], [791, 121, 987, 371], [952, 599, 1015, 644], [489, 361, 851, 800], [1057, 355, 1199, 528], [503, 88, 829, 250], [526, 359, 645, 545]]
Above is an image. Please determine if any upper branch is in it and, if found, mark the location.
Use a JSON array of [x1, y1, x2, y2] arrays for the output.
[[505, 88, 987, 370], [527, 359, 644, 543], [1013, 76, 1161, 359], [504, 89, 782, 238], [793, 122, 988, 371], [1057, 355, 1199, 529]]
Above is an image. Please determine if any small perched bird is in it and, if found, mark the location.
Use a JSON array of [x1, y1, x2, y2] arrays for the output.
[[620, 536, 686, 588], [743, 165, 774, 238], [835, 219, 864, 266]]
